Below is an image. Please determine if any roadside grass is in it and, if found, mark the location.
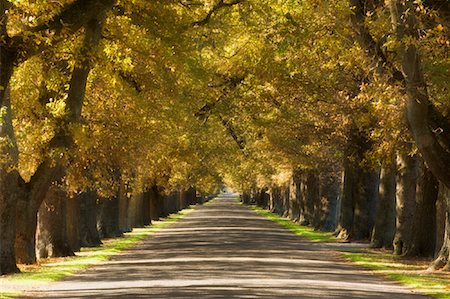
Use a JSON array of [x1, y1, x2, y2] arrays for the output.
[[250, 205, 335, 242], [0, 206, 195, 298], [250, 204, 450, 299]]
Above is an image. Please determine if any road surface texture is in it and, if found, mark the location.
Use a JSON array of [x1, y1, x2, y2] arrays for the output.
[[23, 194, 428, 298]]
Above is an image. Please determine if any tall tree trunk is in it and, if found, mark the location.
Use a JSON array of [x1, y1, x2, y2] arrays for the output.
[[242, 191, 251, 205], [149, 185, 160, 220], [0, 52, 20, 274], [436, 185, 446, 257], [289, 171, 301, 221], [133, 193, 144, 228], [281, 185, 290, 217], [66, 195, 80, 252], [271, 187, 283, 216], [142, 190, 152, 226], [336, 158, 354, 240], [77, 191, 101, 247], [306, 171, 321, 229], [0, 84, 20, 273], [15, 10, 109, 266], [394, 153, 420, 256], [430, 185, 450, 270], [36, 185, 74, 259], [320, 171, 341, 232], [352, 168, 379, 240], [256, 188, 269, 209], [97, 196, 122, 239], [118, 180, 131, 233], [388, 0, 450, 191], [409, 166, 438, 257], [186, 187, 197, 206], [371, 162, 397, 249]]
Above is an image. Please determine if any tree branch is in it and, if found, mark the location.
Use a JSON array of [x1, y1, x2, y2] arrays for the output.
[[193, 0, 243, 26], [8, 0, 116, 62]]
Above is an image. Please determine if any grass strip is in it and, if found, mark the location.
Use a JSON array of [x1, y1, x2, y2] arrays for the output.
[[0, 206, 195, 298], [250, 204, 450, 299], [250, 205, 335, 242]]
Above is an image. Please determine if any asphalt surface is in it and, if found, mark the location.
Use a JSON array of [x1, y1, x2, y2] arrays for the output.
[[23, 193, 428, 298]]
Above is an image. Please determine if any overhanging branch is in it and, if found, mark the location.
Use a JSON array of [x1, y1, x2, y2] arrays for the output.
[[193, 0, 243, 26]]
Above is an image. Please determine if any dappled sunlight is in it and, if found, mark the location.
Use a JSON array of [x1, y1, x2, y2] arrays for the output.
[[20, 196, 427, 298]]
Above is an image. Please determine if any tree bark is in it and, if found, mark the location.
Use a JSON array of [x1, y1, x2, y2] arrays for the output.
[[387, 0, 450, 191], [352, 168, 380, 240], [66, 195, 80, 252], [436, 185, 446, 256], [289, 170, 301, 221], [118, 179, 131, 233], [430, 185, 450, 270], [0, 88, 20, 272], [371, 162, 397, 249], [394, 153, 420, 256], [36, 185, 74, 259], [77, 191, 101, 247], [242, 191, 251, 205], [409, 166, 438, 257], [320, 171, 341, 232], [142, 190, 152, 226], [97, 196, 122, 239], [336, 158, 355, 240], [130, 193, 144, 228], [149, 185, 161, 220], [270, 187, 283, 215], [306, 171, 321, 229], [255, 188, 268, 209]]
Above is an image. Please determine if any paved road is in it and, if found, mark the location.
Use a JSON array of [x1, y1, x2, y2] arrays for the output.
[[24, 194, 427, 298]]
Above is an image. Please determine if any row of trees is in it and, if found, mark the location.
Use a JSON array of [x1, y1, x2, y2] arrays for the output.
[[0, 0, 231, 275], [0, 0, 449, 274], [225, 0, 450, 271]]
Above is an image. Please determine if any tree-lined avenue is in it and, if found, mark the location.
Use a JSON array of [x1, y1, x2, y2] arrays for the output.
[[22, 194, 427, 298]]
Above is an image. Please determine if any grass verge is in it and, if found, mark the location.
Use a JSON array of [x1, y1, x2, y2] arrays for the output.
[[0, 206, 195, 298], [250, 204, 450, 299]]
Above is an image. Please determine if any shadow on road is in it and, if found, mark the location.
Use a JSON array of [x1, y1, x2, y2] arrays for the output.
[[23, 195, 428, 298]]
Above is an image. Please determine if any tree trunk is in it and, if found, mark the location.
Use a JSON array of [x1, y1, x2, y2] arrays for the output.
[[133, 193, 144, 228], [436, 185, 446, 257], [242, 191, 251, 205], [394, 153, 420, 256], [336, 158, 354, 240], [256, 188, 269, 209], [306, 171, 321, 229], [149, 185, 160, 220], [281, 185, 290, 217], [387, 0, 450, 192], [0, 64, 20, 274], [430, 185, 450, 270], [0, 172, 19, 274], [142, 190, 152, 226], [289, 171, 301, 221], [409, 166, 438, 257], [371, 162, 397, 249], [186, 187, 197, 206], [320, 171, 340, 232], [118, 179, 131, 233], [352, 168, 379, 240], [270, 187, 283, 215], [97, 196, 122, 239], [77, 191, 101, 247], [66, 195, 80, 252], [36, 185, 74, 259]]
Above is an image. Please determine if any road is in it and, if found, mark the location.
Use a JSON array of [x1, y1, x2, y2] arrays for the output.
[[24, 194, 428, 298]]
